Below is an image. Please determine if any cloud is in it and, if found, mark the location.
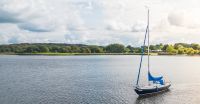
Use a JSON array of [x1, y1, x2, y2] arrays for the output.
[[168, 10, 200, 29], [18, 22, 55, 32], [105, 21, 146, 33], [168, 11, 184, 27], [1, 0, 200, 45], [105, 22, 133, 32], [0, 0, 34, 23], [0, 34, 8, 44], [0, 10, 21, 23], [0, 0, 70, 32]]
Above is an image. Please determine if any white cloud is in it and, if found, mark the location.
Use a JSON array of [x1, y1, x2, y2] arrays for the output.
[[1, 0, 200, 45], [168, 11, 185, 27], [168, 10, 200, 29]]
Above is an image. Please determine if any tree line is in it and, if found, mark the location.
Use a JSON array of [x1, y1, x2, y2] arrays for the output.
[[0, 43, 200, 55]]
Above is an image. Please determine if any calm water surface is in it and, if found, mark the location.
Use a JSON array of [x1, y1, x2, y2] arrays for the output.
[[0, 55, 200, 104]]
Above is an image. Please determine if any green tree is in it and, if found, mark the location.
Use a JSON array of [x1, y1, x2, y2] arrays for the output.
[[177, 47, 184, 54], [124, 48, 131, 53], [157, 43, 164, 50], [126, 45, 133, 53], [59, 46, 71, 53], [80, 47, 91, 53], [38, 46, 49, 52], [71, 46, 81, 53], [166, 45, 177, 54], [186, 48, 195, 55], [106, 44, 125, 53], [162, 44, 169, 51], [25, 46, 39, 53], [50, 46, 60, 52], [150, 44, 163, 51], [89, 46, 104, 53], [174, 43, 190, 48], [150, 45, 156, 50], [132, 47, 142, 53], [14, 46, 23, 53], [191, 43, 200, 50]]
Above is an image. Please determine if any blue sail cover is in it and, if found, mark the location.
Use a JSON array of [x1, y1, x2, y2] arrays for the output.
[[148, 72, 164, 85]]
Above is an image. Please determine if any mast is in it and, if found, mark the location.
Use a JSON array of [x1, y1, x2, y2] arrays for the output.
[[136, 9, 149, 86], [147, 9, 150, 73]]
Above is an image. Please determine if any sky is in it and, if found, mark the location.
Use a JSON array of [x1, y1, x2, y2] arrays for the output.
[[0, 0, 200, 46]]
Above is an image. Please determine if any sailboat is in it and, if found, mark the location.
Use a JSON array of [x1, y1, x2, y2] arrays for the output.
[[134, 9, 171, 96]]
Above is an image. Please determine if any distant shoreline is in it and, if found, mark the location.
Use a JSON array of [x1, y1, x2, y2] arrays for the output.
[[1, 43, 200, 56], [0, 52, 197, 56], [0, 53, 148, 56]]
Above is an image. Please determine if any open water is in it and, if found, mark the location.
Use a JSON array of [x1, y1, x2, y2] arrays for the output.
[[0, 55, 200, 104]]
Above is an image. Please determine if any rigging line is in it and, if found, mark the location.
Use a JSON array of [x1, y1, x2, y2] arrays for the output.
[[136, 25, 148, 86]]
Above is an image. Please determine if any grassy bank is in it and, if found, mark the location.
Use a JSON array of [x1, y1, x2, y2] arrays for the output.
[[0, 52, 158, 56], [1, 52, 198, 56], [1, 53, 198, 56]]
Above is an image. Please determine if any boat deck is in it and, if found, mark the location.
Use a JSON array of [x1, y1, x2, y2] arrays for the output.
[[137, 83, 171, 90]]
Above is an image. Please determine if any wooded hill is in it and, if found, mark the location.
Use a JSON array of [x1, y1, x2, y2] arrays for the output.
[[0, 43, 200, 55]]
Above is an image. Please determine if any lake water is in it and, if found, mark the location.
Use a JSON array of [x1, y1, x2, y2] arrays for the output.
[[0, 55, 200, 104]]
